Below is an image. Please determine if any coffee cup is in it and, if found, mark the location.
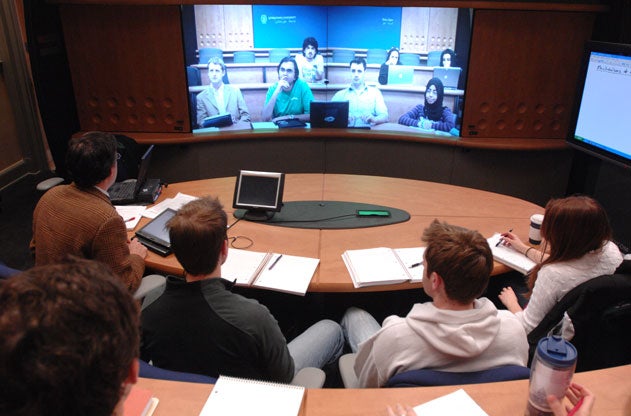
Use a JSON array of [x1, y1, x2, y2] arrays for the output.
[[529, 214, 544, 245]]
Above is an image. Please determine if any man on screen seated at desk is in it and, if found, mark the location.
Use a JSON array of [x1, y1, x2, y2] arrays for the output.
[[196, 57, 250, 127], [398, 77, 455, 132], [0, 258, 140, 416], [30, 131, 147, 292], [332, 57, 388, 127], [341, 220, 528, 388], [262, 57, 313, 123], [295, 36, 325, 83], [140, 196, 344, 383]]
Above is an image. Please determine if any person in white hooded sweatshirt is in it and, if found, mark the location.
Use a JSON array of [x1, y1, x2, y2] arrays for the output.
[[341, 219, 528, 388]]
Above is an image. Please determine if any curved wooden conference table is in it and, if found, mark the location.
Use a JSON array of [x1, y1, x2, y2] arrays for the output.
[[136, 364, 631, 416], [141, 174, 544, 292]]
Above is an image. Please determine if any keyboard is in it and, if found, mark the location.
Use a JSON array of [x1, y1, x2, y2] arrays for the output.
[[109, 180, 137, 204]]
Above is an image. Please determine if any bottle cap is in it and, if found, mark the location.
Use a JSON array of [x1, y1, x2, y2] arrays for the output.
[[536, 336, 577, 367]]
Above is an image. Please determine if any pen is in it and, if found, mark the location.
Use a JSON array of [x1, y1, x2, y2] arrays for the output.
[[268, 254, 283, 270], [124, 217, 136, 222], [409, 262, 422, 268], [495, 228, 513, 247], [567, 397, 584, 416]]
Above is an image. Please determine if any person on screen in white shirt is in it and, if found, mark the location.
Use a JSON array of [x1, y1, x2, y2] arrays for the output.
[[295, 37, 325, 83], [196, 57, 250, 127], [332, 57, 388, 127]]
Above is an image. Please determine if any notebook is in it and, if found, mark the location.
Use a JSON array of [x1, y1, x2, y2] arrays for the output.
[[201, 113, 233, 128], [109, 145, 161, 205], [387, 65, 414, 84], [310, 100, 349, 128], [433, 67, 462, 89], [274, 119, 307, 128]]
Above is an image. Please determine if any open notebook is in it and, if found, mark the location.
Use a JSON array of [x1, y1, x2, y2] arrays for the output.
[[488, 233, 537, 275], [342, 247, 425, 288]]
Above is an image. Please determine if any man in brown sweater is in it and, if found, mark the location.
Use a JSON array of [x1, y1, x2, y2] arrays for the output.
[[30, 131, 146, 292]]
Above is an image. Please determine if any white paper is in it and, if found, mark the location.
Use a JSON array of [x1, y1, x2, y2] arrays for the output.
[[413, 389, 489, 416], [143, 193, 197, 219], [342, 247, 412, 288], [488, 233, 537, 275], [394, 247, 426, 282], [221, 249, 272, 285], [115, 205, 146, 230], [252, 254, 319, 296]]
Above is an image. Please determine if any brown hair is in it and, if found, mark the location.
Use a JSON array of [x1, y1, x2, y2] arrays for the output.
[[0, 257, 139, 416], [527, 195, 612, 292], [66, 131, 117, 188], [167, 196, 227, 275], [422, 219, 493, 304]]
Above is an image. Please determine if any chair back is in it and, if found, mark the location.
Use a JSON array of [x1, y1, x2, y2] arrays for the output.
[[269, 48, 290, 63], [427, 50, 442, 66], [198, 47, 223, 64], [399, 53, 420, 66], [366, 48, 387, 64], [186, 66, 201, 86], [234, 50, 256, 63], [527, 265, 631, 372], [332, 49, 356, 64], [114, 135, 141, 182], [385, 365, 531, 387]]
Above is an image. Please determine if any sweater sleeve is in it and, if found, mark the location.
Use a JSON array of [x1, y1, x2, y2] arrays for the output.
[[515, 267, 559, 334], [431, 107, 456, 132], [398, 105, 423, 126]]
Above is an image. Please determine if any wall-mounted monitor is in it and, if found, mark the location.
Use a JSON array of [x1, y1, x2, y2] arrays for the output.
[[233, 170, 285, 221], [182, 5, 471, 138], [568, 41, 631, 169]]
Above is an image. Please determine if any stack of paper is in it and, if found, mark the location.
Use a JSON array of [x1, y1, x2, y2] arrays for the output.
[[413, 389, 488, 415], [199, 375, 304, 416], [115, 205, 146, 230], [221, 249, 319, 296], [342, 247, 425, 288], [143, 193, 197, 219], [488, 233, 537, 275]]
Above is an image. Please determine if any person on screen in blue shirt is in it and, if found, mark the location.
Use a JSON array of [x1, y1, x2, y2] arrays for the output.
[[262, 57, 313, 123], [440, 48, 456, 67], [398, 77, 455, 132], [378, 47, 400, 85], [196, 57, 250, 127], [140, 196, 344, 383], [332, 57, 388, 127], [295, 37, 325, 83]]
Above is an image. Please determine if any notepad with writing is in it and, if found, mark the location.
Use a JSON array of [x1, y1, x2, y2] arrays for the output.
[[342, 247, 425, 288], [221, 249, 319, 296], [488, 233, 537, 275], [123, 386, 159, 416], [199, 375, 304, 416]]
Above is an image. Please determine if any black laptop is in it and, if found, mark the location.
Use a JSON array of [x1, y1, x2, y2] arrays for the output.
[[109, 145, 161, 205], [310, 101, 349, 128]]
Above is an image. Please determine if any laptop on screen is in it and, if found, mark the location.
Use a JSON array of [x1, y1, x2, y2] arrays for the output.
[[387, 66, 414, 85], [310, 101, 349, 128], [433, 67, 462, 90], [108, 145, 161, 205]]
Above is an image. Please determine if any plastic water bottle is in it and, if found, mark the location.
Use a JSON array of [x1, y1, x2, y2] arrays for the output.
[[525, 336, 577, 416]]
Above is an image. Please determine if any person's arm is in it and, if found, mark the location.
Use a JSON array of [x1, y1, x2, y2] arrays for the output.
[[196, 91, 210, 127], [262, 83, 282, 121], [314, 55, 325, 81], [431, 107, 455, 132], [258, 306, 295, 383], [514, 267, 560, 333], [398, 105, 423, 126], [547, 383, 595, 416], [366, 89, 388, 125], [234, 88, 251, 122]]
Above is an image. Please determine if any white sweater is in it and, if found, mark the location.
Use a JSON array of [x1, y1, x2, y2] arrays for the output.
[[353, 298, 528, 387], [515, 240, 623, 337]]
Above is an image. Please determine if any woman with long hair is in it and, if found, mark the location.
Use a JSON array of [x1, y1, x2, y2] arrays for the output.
[[398, 77, 455, 132], [378, 47, 400, 85], [499, 195, 623, 336]]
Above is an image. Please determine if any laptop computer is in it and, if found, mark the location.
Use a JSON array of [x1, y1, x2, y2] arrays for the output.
[[134, 208, 176, 256], [387, 66, 414, 85], [433, 67, 462, 90], [109, 145, 161, 205], [310, 101, 349, 128]]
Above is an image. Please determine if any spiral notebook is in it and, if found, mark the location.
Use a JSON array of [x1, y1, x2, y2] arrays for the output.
[[199, 375, 304, 416]]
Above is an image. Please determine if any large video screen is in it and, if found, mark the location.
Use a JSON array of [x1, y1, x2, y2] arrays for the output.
[[182, 5, 471, 137], [568, 41, 631, 169]]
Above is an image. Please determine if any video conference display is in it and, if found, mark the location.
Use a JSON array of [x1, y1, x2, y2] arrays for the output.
[[182, 5, 471, 137]]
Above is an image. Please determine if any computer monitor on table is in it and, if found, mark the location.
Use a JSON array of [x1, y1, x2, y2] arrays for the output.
[[233, 170, 285, 221]]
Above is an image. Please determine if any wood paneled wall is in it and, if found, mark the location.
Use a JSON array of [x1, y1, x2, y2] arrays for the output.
[[194, 5, 253, 51], [400, 7, 458, 53]]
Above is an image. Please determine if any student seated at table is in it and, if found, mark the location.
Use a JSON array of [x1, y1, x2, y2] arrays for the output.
[[331, 57, 388, 127], [440, 48, 456, 67], [0, 258, 140, 416], [196, 57, 250, 126], [262, 57, 313, 123], [398, 77, 455, 132], [341, 219, 528, 388], [378, 47, 400, 85], [140, 196, 344, 383], [295, 36, 325, 83]]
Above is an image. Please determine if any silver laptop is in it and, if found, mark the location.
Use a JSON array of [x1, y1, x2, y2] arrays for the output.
[[387, 66, 414, 85], [433, 67, 462, 90]]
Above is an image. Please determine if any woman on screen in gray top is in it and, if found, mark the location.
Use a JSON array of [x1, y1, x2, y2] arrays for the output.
[[398, 77, 455, 132]]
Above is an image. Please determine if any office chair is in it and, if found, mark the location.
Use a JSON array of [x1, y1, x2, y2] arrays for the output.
[[186, 65, 201, 86], [399, 53, 420, 66], [366, 48, 387, 64], [527, 262, 631, 372], [198, 47, 223, 65], [426, 50, 442, 66], [339, 353, 529, 388], [268, 48, 290, 63], [332, 49, 356, 63], [233, 50, 256, 63]]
